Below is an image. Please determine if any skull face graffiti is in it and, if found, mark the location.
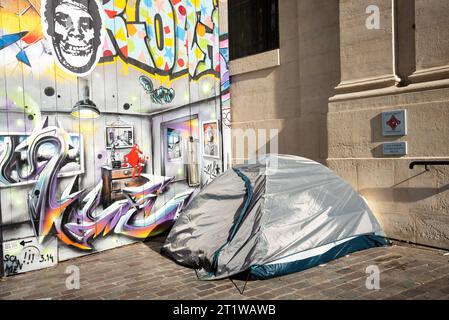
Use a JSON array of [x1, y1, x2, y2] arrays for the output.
[[42, 0, 105, 76]]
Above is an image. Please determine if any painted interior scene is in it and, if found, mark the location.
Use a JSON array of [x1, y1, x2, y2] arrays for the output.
[[0, 0, 231, 276]]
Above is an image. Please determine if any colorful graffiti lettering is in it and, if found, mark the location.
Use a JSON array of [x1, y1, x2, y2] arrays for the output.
[[0, 132, 83, 187], [12, 117, 193, 250], [0, 0, 220, 80], [61, 174, 194, 250]]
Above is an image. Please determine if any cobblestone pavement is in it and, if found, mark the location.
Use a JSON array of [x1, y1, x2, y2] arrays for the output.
[[1, 237, 449, 300]]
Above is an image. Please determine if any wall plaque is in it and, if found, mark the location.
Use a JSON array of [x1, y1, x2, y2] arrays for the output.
[[382, 109, 407, 136], [383, 142, 408, 156]]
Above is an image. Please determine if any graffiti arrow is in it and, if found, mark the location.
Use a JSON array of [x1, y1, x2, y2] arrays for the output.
[[19, 240, 32, 247]]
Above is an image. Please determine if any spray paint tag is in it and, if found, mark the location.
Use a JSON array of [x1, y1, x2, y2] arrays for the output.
[[2, 236, 57, 276]]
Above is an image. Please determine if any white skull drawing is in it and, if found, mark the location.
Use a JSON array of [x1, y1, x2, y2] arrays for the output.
[[54, 2, 95, 68], [42, 0, 105, 76]]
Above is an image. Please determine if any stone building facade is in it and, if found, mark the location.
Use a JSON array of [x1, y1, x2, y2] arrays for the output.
[[229, 0, 449, 249]]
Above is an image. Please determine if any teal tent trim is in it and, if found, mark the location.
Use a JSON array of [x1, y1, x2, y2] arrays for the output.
[[211, 168, 254, 273], [249, 235, 390, 280], [228, 168, 254, 241]]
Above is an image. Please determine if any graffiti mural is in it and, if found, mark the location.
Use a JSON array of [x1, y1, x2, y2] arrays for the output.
[[0, 131, 83, 187], [0, 0, 220, 81], [202, 159, 220, 186], [139, 75, 175, 105], [2, 236, 57, 276], [0, 0, 229, 277], [103, 0, 220, 79], [59, 174, 194, 250], [10, 117, 194, 250], [41, 0, 106, 76], [123, 144, 147, 178], [219, 33, 231, 128]]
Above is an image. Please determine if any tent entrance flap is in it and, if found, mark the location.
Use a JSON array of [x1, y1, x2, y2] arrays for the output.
[[211, 168, 256, 273]]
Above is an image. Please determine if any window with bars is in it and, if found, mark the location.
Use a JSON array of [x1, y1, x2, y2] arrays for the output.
[[228, 0, 279, 61]]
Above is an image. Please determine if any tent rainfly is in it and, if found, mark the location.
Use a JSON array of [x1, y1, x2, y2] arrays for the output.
[[162, 154, 389, 280]]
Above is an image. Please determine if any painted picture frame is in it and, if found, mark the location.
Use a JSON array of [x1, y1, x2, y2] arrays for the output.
[[105, 126, 134, 149], [202, 120, 220, 159], [167, 128, 182, 162]]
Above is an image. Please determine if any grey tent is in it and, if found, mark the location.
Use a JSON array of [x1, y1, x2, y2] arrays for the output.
[[162, 154, 388, 280]]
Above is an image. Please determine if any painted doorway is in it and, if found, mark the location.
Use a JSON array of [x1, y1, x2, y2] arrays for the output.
[[161, 115, 199, 183]]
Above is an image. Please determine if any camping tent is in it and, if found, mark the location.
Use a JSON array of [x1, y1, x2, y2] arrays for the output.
[[162, 155, 388, 280]]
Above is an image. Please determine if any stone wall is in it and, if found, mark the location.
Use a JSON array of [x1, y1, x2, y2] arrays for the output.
[[328, 0, 449, 249], [230, 0, 449, 249], [230, 0, 340, 164]]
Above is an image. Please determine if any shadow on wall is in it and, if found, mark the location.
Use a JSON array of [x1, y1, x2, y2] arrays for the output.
[[272, 0, 341, 163], [360, 174, 449, 203], [371, 114, 391, 144], [230, 0, 340, 164]]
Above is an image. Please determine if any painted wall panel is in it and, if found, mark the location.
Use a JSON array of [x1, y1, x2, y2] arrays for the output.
[[0, 0, 230, 276]]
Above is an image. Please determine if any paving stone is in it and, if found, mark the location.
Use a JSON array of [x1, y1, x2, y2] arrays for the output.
[[257, 292, 277, 299], [155, 288, 177, 296], [1, 241, 449, 300], [304, 293, 326, 300], [243, 287, 272, 297], [321, 287, 345, 297], [196, 289, 216, 297]]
